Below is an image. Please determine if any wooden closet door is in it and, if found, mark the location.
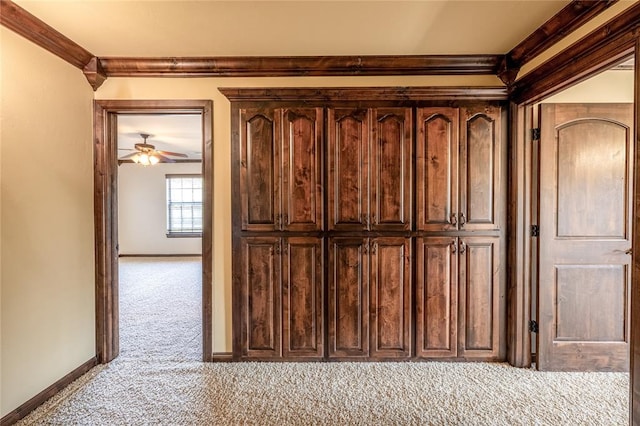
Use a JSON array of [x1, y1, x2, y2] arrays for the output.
[[416, 107, 459, 232], [370, 237, 411, 358], [328, 237, 369, 358], [370, 108, 412, 231], [282, 237, 324, 359], [240, 108, 281, 231], [458, 236, 503, 360], [415, 237, 458, 358], [281, 108, 324, 231], [328, 108, 370, 231], [459, 106, 502, 231], [240, 237, 281, 359]]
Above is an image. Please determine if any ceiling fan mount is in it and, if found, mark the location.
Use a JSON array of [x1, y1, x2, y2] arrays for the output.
[[120, 133, 188, 165]]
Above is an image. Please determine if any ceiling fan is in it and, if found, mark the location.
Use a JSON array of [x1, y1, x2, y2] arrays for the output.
[[119, 133, 188, 165]]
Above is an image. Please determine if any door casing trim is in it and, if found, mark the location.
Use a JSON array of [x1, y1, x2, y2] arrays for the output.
[[93, 99, 214, 363]]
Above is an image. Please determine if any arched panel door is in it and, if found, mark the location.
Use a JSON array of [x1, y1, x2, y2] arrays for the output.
[[538, 103, 634, 371]]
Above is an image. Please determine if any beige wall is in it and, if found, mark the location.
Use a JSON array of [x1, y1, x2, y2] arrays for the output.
[[118, 162, 202, 255], [0, 28, 95, 416], [543, 69, 634, 103], [94, 74, 503, 352]]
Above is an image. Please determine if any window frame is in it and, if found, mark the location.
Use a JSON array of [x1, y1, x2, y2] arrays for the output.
[[166, 173, 203, 238]]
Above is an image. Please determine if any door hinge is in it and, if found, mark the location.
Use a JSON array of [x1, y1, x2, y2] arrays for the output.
[[530, 225, 540, 237], [531, 128, 540, 141], [529, 320, 539, 333]]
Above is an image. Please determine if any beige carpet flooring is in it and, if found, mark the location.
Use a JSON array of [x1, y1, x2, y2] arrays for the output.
[[17, 257, 629, 425]]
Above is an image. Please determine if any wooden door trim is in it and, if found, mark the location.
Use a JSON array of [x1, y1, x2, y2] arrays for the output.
[[93, 99, 214, 363], [511, 2, 640, 104], [632, 38, 640, 425], [499, 0, 619, 85], [507, 4, 638, 420]]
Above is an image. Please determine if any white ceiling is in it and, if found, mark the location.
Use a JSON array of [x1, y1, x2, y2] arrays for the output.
[[15, 0, 571, 56], [118, 114, 203, 160]]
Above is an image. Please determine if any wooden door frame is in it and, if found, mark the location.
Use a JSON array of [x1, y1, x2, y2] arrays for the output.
[[94, 99, 214, 363], [507, 10, 639, 423]]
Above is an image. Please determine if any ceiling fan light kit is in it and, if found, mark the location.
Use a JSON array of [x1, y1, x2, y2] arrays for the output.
[[120, 133, 188, 166]]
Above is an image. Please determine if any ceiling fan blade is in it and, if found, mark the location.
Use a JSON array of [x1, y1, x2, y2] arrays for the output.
[[156, 150, 188, 158], [119, 152, 139, 159], [154, 153, 176, 163]]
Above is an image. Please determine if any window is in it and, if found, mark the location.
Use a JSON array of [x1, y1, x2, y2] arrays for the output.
[[166, 174, 203, 237]]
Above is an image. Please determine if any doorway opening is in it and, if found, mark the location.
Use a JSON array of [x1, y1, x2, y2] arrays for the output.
[[94, 100, 213, 363], [117, 114, 204, 361], [531, 55, 635, 372]]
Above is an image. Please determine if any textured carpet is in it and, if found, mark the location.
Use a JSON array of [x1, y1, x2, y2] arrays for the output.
[[17, 258, 629, 425]]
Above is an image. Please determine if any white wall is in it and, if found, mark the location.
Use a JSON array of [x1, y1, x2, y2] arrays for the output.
[[118, 162, 202, 255], [1, 28, 95, 416]]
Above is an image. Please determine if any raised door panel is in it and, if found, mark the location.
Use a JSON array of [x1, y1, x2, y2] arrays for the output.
[[240, 237, 281, 358], [281, 108, 324, 231], [370, 237, 411, 358], [459, 106, 502, 231], [538, 103, 633, 372], [416, 108, 459, 232], [282, 237, 324, 358], [328, 238, 369, 358], [370, 108, 412, 231], [415, 237, 458, 358], [458, 236, 503, 359], [240, 109, 281, 231], [328, 109, 370, 231]]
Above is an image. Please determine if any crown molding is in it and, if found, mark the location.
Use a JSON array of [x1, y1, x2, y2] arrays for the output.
[[498, 0, 619, 85], [98, 55, 503, 77], [511, 1, 640, 104], [219, 86, 508, 102]]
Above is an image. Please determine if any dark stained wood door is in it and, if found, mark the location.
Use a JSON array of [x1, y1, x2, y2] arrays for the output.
[[281, 108, 324, 232], [328, 109, 370, 231], [329, 237, 369, 358], [458, 236, 503, 359], [459, 106, 503, 231], [240, 237, 281, 358], [539, 103, 634, 371], [416, 107, 459, 232], [240, 108, 281, 231], [415, 237, 458, 358], [370, 237, 411, 358], [282, 237, 324, 358], [370, 108, 412, 231]]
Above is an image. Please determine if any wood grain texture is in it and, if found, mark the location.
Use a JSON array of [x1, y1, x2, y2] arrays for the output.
[[241, 237, 281, 358], [459, 105, 503, 232], [416, 107, 459, 232], [100, 55, 502, 77], [538, 103, 633, 372], [370, 108, 412, 231], [328, 238, 369, 358], [327, 108, 370, 231], [458, 237, 503, 359], [281, 108, 324, 232], [631, 39, 640, 426], [369, 237, 411, 359], [240, 109, 280, 231], [415, 237, 458, 358], [505, 102, 532, 368], [512, 2, 640, 104], [220, 87, 508, 102], [93, 100, 214, 364], [282, 237, 324, 358], [503, 0, 618, 74], [0, 358, 98, 425]]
